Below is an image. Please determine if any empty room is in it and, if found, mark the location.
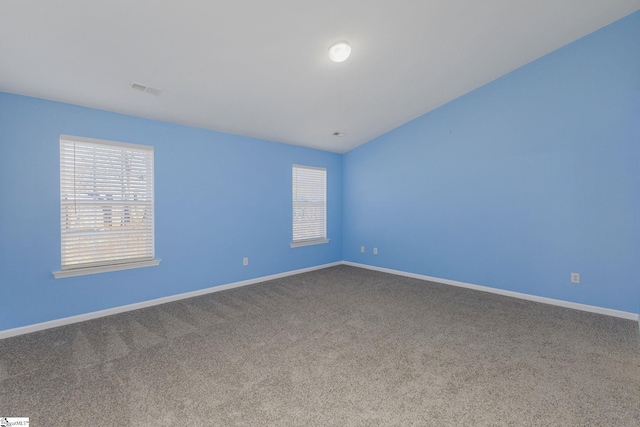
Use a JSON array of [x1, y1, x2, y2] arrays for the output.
[[1, 1, 639, 425]]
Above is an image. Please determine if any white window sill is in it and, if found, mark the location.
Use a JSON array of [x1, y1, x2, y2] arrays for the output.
[[53, 259, 161, 279], [290, 238, 330, 248]]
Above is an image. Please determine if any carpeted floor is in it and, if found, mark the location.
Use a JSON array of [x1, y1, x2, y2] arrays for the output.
[[1, 265, 639, 426]]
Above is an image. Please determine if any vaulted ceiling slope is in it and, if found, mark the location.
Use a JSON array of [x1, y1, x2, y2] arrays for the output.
[[1, 1, 639, 153]]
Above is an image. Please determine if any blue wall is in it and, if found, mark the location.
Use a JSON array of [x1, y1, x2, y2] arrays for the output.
[[343, 11, 640, 314], [0, 93, 342, 330]]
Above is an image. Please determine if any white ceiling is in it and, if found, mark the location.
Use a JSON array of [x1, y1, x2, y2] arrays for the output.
[[1, 1, 639, 153]]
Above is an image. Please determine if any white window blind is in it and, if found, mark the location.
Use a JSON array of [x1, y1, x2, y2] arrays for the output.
[[292, 165, 328, 247], [59, 135, 155, 271]]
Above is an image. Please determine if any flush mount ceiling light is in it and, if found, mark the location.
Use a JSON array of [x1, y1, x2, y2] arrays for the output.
[[328, 41, 351, 62]]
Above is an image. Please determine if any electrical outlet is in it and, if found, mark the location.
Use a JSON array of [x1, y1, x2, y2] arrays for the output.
[[571, 272, 580, 283], [373, 247, 378, 255], [243, 257, 249, 266], [360, 246, 365, 253]]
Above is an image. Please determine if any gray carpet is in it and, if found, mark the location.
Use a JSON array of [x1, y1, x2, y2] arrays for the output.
[[1, 265, 639, 426]]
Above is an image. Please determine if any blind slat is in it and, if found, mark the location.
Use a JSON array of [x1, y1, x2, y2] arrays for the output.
[[60, 136, 154, 270], [292, 165, 326, 242]]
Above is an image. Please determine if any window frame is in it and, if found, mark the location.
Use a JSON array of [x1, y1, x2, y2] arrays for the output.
[[53, 135, 160, 279], [290, 164, 330, 248]]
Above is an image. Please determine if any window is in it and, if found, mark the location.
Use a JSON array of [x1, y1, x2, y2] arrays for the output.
[[291, 164, 329, 247], [53, 135, 159, 278]]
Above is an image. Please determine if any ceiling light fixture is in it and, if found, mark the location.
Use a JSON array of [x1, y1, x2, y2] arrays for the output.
[[328, 41, 351, 62]]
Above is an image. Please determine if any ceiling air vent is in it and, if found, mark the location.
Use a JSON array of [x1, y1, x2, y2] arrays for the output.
[[130, 82, 162, 96]]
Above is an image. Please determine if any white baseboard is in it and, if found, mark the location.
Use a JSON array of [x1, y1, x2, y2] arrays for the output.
[[0, 261, 342, 340], [343, 261, 640, 322], [3, 260, 637, 340]]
